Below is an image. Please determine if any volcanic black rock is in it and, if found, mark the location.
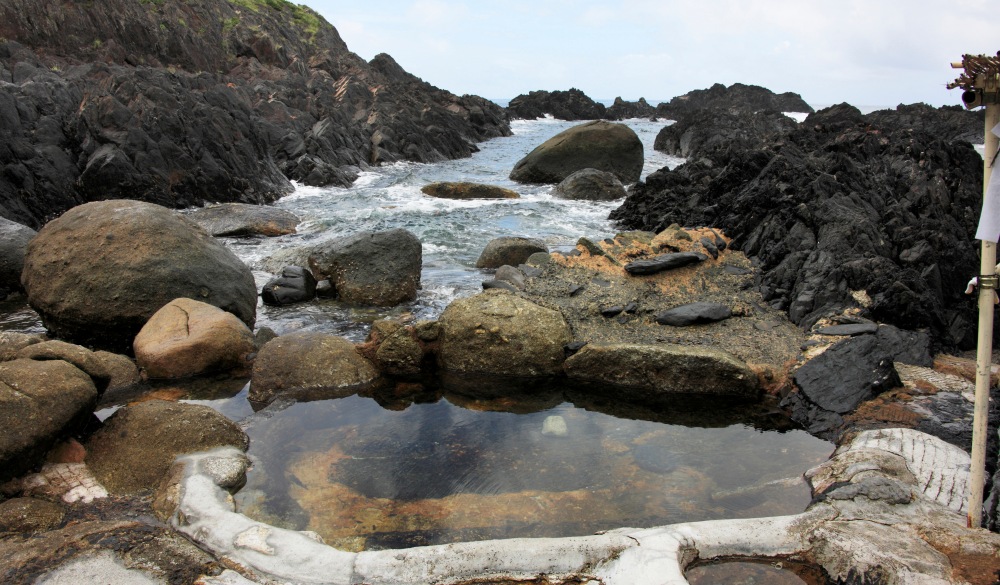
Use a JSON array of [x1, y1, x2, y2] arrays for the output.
[[624, 252, 707, 275], [612, 103, 984, 348], [0, 0, 511, 227], [655, 302, 732, 326], [507, 88, 607, 121], [261, 266, 318, 306], [655, 82, 813, 120]]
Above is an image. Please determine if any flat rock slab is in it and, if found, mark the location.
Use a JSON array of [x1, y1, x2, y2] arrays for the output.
[[655, 302, 732, 326], [624, 251, 707, 275], [185, 203, 299, 237], [793, 335, 900, 414], [564, 343, 759, 401], [816, 322, 878, 336], [421, 182, 519, 199]]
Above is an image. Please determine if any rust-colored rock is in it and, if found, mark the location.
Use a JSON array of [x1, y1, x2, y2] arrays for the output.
[[133, 298, 256, 379]]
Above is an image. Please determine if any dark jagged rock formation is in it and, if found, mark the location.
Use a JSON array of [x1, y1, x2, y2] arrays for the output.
[[612, 104, 983, 348], [605, 97, 657, 120], [866, 103, 986, 144], [0, 0, 510, 228], [507, 88, 607, 121], [656, 82, 813, 120], [506, 89, 657, 122], [653, 108, 799, 159]]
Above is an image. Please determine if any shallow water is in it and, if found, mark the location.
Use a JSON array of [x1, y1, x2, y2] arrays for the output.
[[235, 392, 832, 551]]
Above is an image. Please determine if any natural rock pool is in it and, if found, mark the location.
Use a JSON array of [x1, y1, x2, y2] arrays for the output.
[[233, 391, 832, 552]]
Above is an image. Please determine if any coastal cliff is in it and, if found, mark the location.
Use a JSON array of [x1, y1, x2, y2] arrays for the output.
[[0, 0, 510, 227]]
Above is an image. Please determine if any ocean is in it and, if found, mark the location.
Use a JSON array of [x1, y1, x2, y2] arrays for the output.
[[236, 115, 683, 341]]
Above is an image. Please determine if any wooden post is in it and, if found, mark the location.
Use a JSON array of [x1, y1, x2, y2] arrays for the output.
[[969, 100, 1000, 528]]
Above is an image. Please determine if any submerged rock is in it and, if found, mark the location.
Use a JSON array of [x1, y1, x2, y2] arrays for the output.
[[185, 203, 300, 237], [438, 290, 572, 379], [309, 228, 422, 306], [249, 332, 379, 405], [509, 120, 644, 185], [421, 182, 519, 200], [21, 200, 257, 351], [563, 343, 760, 402]]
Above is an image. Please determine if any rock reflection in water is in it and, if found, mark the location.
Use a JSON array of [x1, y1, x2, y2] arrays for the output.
[[235, 394, 832, 551]]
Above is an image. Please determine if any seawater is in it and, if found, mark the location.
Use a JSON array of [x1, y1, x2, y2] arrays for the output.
[[231, 116, 682, 340]]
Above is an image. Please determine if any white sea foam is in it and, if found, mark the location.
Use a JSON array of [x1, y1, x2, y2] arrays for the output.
[[783, 112, 809, 123]]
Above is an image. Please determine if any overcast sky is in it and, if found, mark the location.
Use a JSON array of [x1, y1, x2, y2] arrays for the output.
[[297, 0, 997, 109]]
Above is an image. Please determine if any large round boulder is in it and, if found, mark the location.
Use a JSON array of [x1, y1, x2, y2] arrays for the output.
[[476, 236, 548, 269], [184, 203, 299, 237], [438, 290, 572, 378], [21, 200, 257, 351], [0, 216, 36, 299], [554, 168, 627, 201], [86, 400, 249, 494], [509, 120, 643, 185], [133, 298, 256, 379], [308, 228, 422, 306], [249, 332, 380, 406], [564, 343, 760, 402], [0, 359, 98, 482]]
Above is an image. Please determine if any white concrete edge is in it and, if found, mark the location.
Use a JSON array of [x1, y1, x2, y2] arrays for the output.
[[171, 427, 976, 585]]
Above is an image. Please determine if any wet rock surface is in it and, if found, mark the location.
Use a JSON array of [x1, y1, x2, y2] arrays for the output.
[[308, 228, 422, 306], [184, 203, 299, 237], [249, 331, 380, 406], [0, 0, 510, 228], [21, 200, 257, 351], [554, 168, 627, 201], [0, 217, 35, 299], [85, 399, 248, 494], [261, 266, 317, 307], [509, 120, 644, 185], [612, 103, 984, 348], [421, 182, 519, 200]]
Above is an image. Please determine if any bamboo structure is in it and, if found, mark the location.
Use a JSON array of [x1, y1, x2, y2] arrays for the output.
[[950, 52, 1000, 528]]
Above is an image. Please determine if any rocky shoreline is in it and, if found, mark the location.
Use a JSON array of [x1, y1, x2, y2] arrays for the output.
[[0, 1, 999, 582], [0, 0, 510, 229]]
